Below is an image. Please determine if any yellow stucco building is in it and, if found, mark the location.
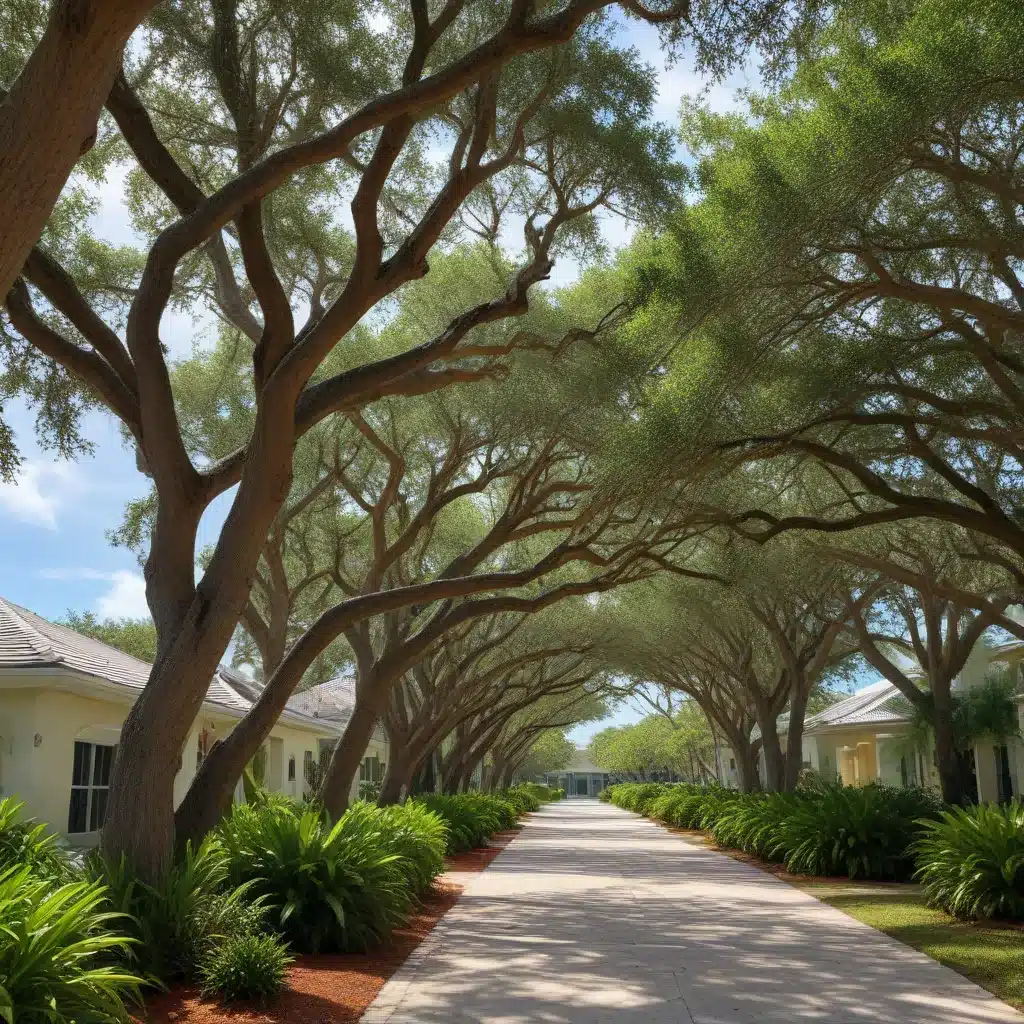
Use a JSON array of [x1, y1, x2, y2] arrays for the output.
[[718, 636, 1024, 801], [0, 597, 387, 844]]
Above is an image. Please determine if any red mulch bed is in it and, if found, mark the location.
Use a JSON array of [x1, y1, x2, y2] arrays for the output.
[[138, 828, 522, 1024]]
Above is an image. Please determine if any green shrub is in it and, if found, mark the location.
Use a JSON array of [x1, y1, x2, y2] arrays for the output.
[[366, 801, 448, 895], [502, 788, 541, 814], [551, 787, 566, 800], [420, 794, 518, 854], [0, 864, 143, 1023], [711, 793, 804, 861], [611, 783, 670, 814], [598, 785, 614, 803], [514, 783, 557, 804], [778, 784, 932, 880], [199, 933, 293, 1003], [0, 797, 73, 881], [913, 802, 1024, 920], [89, 838, 263, 982], [217, 801, 410, 953]]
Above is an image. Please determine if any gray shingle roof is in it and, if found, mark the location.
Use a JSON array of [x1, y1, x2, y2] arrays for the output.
[[804, 680, 913, 732], [0, 597, 335, 733], [289, 677, 357, 726]]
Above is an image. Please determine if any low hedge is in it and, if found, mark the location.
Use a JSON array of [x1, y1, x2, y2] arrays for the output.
[[607, 781, 971, 889], [419, 793, 519, 854]]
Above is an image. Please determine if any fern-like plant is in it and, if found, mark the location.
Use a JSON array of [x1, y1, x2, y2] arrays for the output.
[[913, 802, 1024, 920], [0, 865, 143, 1023], [217, 802, 410, 953], [778, 784, 929, 880]]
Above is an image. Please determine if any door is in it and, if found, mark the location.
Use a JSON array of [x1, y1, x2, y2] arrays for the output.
[[575, 775, 589, 796]]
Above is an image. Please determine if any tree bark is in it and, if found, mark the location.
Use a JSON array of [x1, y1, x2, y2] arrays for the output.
[[319, 695, 381, 819], [0, 1, 159, 299], [783, 684, 810, 791], [931, 673, 966, 805], [755, 706, 786, 792]]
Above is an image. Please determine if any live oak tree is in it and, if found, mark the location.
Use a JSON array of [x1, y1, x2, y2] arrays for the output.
[[169, 250, 694, 840], [633, 0, 1024, 557], [58, 610, 159, 663], [3, 0, 722, 879], [480, 681, 608, 790], [588, 699, 719, 782]]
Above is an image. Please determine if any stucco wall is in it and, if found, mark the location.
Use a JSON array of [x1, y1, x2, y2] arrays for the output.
[[0, 677, 353, 843]]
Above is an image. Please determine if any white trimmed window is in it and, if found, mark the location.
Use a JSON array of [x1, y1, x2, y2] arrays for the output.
[[68, 741, 115, 833]]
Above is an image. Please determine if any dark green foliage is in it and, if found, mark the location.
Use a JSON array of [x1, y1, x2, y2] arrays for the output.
[[0, 864, 144, 1023], [777, 785, 937, 881], [611, 782, 670, 814], [420, 794, 520, 855], [913, 803, 1024, 920], [87, 839, 263, 983], [57, 611, 158, 664], [362, 801, 448, 896], [711, 793, 804, 861], [613, 780, 947, 882], [514, 783, 561, 803], [216, 802, 409, 954], [502, 788, 541, 814], [0, 797, 73, 882], [199, 933, 293, 1004]]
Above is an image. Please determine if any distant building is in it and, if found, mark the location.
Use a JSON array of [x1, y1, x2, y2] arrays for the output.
[[716, 638, 1024, 802], [543, 749, 610, 797]]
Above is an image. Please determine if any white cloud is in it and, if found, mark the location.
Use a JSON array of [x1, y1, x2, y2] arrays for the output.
[[96, 571, 149, 619], [36, 567, 149, 620], [37, 568, 113, 581], [0, 462, 78, 529]]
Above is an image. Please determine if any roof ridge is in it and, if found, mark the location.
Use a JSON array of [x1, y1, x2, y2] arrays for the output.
[[0, 597, 61, 663]]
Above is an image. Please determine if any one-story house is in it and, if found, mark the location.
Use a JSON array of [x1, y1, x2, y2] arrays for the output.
[[717, 635, 1024, 802], [544, 749, 610, 797], [288, 676, 389, 792], [0, 597, 386, 844]]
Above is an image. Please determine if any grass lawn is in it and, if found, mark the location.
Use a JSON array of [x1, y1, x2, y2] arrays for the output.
[[795, 881, 1024, 1010]]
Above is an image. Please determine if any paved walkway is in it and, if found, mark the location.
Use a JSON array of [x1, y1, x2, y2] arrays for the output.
[[364, 799, 1024, 1023]]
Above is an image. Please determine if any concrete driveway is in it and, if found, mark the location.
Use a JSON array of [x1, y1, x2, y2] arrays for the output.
[[363, 799, 1024, 1023]]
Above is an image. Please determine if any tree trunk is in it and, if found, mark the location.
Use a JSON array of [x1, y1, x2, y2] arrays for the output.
[[783, 684, 810, 792], [377, 750, 413, 806], [319, 697, 381, 819], [412, 750, 437, 795], [101, 597, 242, 879], [931, 674, 966, 805], [0, 1, 159, 299], [733, 739, 761, 793], [174, 647, 313, 849], [756, 710, 786, 792]]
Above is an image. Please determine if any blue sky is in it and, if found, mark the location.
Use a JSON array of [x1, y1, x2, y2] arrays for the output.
[[0, 13, 758, 737]]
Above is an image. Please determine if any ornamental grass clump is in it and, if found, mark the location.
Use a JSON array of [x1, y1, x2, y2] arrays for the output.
[[217, 802, 409, 953], [0, 864, 143, 1024], [199, 933, 293, 1004], [777, 784, 931, 880], [913, 802, 1024, 920]]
